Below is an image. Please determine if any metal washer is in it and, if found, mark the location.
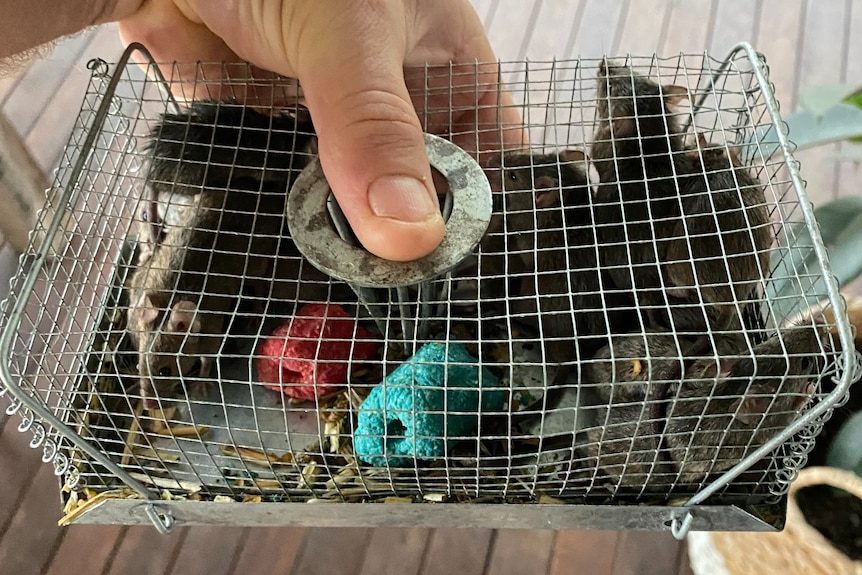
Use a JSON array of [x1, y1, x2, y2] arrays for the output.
[[286, 133, 492, 288]]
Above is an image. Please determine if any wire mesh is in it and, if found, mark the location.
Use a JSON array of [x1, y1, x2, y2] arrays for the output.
[[0, 45, 857, 515]]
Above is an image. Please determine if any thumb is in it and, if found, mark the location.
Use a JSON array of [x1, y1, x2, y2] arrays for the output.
[[291, 7, 445, 262]]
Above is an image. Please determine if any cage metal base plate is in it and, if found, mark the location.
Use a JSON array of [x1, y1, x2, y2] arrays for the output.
[[66, 497, 783, 532]]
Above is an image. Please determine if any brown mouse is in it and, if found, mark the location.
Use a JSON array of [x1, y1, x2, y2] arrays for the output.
[[485, 149, 635, 363], [583, 330, 706, 403], [127, 183, 303, 409], [591, 63, 773, 334], [580, 323, 825, 489], [579, 330, 710, 489], [142, 101, 317, 249], [659, 133, 772, 332], [665, 322, 827, 484], [590, 61, 691, 329], [145, 101, 317, 194]]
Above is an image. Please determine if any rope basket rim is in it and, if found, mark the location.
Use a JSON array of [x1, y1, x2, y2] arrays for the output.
[[706, 466, 862, 575]]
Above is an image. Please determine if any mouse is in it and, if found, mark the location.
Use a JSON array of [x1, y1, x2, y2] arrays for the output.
[[141, 101, 317, 249], [659, 133, 772, 332], [590, 63, 773, 335], [579, 322, 826, 489], [579, 329, 712, 490], [665, 321, 828, 484], [127, 183, 292, 409], [583, 330, 709, 403], [484, 149, 635, 364], [590, 60, 692, 330]]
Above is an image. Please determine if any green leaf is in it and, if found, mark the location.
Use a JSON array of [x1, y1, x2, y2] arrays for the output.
[[812, 196, 862, 245], [787, 104, 862, 148], [748, 104, 862, 161], [799, 83, 861, 118], [826, 412, 862, 478], [843, 88, 862, 110], [824, 212, 862, 286], [844, 90, 862, 144], [766, 196, 862, 318]]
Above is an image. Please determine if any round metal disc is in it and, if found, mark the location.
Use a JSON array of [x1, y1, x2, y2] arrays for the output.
[[286, 133, 492, 288]]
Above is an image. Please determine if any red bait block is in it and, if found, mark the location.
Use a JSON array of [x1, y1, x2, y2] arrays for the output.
[[256, 303, 378, 400]]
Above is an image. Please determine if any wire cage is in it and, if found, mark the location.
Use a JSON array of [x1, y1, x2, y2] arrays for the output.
[[0, 42, 858, 536]]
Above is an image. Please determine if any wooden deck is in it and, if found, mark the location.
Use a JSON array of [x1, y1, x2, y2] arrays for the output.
[[1, 1, 860, 573]]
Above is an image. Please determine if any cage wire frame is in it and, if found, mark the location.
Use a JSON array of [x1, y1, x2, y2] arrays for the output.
[[0, 41, 858, 536]]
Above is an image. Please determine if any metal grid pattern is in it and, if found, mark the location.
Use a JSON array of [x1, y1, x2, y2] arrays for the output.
[[0, 45, 857, 515]]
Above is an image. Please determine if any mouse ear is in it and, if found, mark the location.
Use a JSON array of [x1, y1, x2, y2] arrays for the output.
[[559, 150, 590, 183], [168, 300, 201, 335], [662, 84, 690, 107], [136, 294, 160, 326], [717, 358, 737, 379], [694, 359, 720, 381], [731, 398, 769, 425], [698, 357, 736, 381], [611, 117, 635, 139], [726, 145, 746, 166], [791, 382, 817, 410], [559, 149, 586, 163], [686, 356, 734, 388], [485, 152, 504, 170]]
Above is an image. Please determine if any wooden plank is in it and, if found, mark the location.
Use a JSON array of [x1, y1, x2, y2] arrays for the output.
[[0, 426, 50, 534], [612, 531, 683, 575], [26, 25, 124, 174], [476, 0, 500, 32], [484, 1, 543, 61], [104, 525, 189, 575], [661, 0, 716, 56], [229, 527, 307, 575], [0, 242, 18, 305], [358, 528, 430, 575], [796, 0, 848, 89], [753, 0, 805, 111], [548, 530, 618, 575], [419, 528, 494, 575], [1, 31, 94, 137], [787, 0, 850, 207], [569, 0, 628, 59], [517, 1, 586, 61], [290, 527, 373, 575], [0, 110, 51, 253], [0, 463, 65, 575], [706, 0, 759, 56], [44, 525, 125, 575], [483, 529, 555, 575], [616, 0, 673, 57], [168, 526, 249, 575]]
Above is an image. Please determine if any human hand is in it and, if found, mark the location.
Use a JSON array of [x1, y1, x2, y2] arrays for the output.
[[118, 0, 523, 261]]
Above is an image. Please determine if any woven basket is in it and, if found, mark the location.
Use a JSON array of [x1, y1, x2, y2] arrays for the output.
[[692, 467, 862, 575]]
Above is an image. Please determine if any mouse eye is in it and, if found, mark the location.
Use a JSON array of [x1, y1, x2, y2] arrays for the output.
[[507, 171, 518, 182], [157, 366, 173, 378]]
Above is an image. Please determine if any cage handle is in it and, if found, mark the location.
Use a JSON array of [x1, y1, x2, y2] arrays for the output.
[[144, 503, 176, 535]]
